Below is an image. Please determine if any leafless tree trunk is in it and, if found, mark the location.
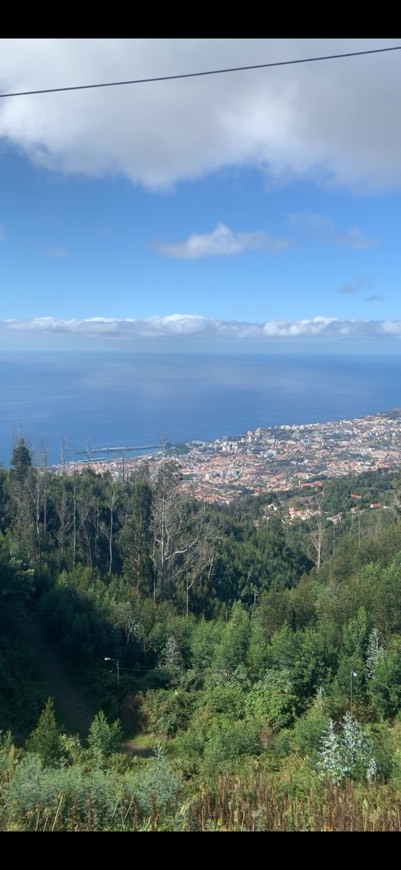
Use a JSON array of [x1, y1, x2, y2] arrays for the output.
[[308, 489, 325, 570], [150, 460, 217, 610], [100, 482, 118, 575], [72, 469, 77, 569]]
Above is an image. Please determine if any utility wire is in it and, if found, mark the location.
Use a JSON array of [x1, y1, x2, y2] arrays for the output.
[[1, 44, 400, 99]]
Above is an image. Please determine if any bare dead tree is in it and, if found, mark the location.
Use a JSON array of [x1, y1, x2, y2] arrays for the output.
[[99, 479, 119, 575], [307, 487, 326, 570], [150, 459, 218, 611]]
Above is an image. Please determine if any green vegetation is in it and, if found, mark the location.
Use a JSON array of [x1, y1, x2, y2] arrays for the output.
[[2, 438, 401, 830]]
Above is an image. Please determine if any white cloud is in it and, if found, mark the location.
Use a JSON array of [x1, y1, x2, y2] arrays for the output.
[[157, 222, 291, 258], [339, 227, 377, 250], [45, 246, 70, 257], [289, 211, 377, 248], [289, 211, 334, 232], [340, 283, 360, 294], [0, 39, 400, 192], [3, 314, 401, 341], [339, 276, 374, 295], [382, 321, 401, 334], [262, 316, 340, 337]]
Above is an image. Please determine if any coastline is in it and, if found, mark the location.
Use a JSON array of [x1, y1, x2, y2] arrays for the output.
[[53, 408, 401, 505]]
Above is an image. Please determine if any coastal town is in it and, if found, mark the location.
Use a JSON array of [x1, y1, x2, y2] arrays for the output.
[[65, 408, 401, 505]]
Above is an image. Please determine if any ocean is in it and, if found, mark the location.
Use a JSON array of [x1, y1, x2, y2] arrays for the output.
[[1, 351, 401, 468]]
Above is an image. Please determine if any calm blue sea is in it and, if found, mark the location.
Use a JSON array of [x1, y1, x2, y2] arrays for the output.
[[1, 351, 401, 468]]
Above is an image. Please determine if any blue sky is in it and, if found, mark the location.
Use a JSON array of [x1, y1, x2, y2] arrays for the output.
[[1, 38, 401, 353]]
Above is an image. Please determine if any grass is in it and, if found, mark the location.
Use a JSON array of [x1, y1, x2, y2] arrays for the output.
[[121, 732, 161, 757]]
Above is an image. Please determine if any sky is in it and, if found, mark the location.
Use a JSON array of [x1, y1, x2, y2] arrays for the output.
[[1, 37, 401, 354]]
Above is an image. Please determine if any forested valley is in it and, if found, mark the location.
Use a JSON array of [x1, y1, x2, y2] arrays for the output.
[[2, 438, 401, 831]]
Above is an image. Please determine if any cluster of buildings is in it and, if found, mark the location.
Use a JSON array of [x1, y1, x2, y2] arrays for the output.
[[173, 411, 401, 503], [65, 409, 401, 507]]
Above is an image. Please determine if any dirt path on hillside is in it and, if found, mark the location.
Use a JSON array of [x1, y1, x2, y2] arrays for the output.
[[25, 618, 97, 740]]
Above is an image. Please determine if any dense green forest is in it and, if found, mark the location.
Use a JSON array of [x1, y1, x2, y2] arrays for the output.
[[2, 438, 401, 831]]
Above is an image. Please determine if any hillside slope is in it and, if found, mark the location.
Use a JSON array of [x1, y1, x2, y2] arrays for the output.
[[25, 617, 96, 739]]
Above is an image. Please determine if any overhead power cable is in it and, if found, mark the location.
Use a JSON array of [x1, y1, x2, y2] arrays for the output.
[[0, 44, 400, 98]]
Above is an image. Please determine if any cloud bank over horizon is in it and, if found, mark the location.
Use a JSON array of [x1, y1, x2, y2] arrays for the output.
[[3, 314, 401, 344]]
